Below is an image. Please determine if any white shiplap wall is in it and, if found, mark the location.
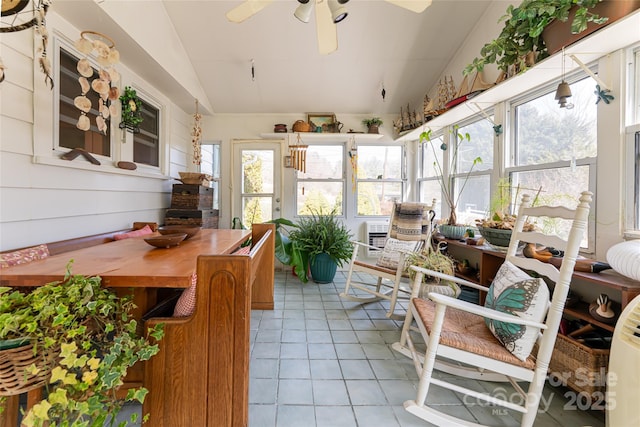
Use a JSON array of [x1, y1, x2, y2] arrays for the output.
[[0, 13, 192, 251]]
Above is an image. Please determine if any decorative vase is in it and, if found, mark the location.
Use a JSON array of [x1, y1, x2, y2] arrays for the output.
[[438, 224, 467, 240], [309, 253, 338, 284], [478, 226, 513, 248], [606, 240, 640, 281]]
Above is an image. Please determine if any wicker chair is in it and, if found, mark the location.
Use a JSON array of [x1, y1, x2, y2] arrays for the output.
[[392, 191, 592, 426], [340, 200, 437, 320]]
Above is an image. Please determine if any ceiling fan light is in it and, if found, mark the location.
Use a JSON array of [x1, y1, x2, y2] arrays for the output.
[[328, 0, 348, 23], [294, 3, 314, 23]]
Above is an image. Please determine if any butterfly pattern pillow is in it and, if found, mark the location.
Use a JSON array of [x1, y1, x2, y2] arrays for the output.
[[484, 261, 550, 361]]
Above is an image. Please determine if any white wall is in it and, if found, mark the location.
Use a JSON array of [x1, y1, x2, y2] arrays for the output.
[[0, 12, 190, 251]]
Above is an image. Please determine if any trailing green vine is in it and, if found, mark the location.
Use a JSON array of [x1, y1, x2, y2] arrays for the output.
[[119, 86, 143, 130]]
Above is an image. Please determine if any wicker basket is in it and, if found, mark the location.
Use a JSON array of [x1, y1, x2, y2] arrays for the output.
[[0, 343, 53, 396], [545, 334, 610, 395], [178, 172, 212, 186]]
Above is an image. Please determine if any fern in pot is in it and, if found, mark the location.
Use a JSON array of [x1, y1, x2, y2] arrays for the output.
[[288, 209, 353, 284]]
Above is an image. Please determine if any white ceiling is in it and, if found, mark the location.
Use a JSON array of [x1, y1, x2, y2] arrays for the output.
[[52, 0, 493, 115]]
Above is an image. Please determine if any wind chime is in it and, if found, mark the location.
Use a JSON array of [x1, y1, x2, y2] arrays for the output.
[[192, 99, 202, 165], [289, 133, 308, 173]]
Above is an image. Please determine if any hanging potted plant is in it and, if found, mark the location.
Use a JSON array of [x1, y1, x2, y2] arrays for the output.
[[420, 127, 482, 239], [119, 86, 143, 133], [0, 261, 164, 427]]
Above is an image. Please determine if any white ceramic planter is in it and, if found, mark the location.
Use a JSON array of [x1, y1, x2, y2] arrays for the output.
[[606, 240, 640, 281]]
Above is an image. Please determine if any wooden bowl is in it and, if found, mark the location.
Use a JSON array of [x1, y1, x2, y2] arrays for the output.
[[144, 233, 187, 248], [158, 225, 201, 240]]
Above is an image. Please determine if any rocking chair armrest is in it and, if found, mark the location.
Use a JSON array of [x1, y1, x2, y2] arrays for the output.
[[409, 265, 488, 292], [427, 293, 548, 330], [350, 240, 382, 252]]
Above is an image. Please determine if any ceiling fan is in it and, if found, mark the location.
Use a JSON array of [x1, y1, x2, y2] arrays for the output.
[[226, 0, 432, 55]]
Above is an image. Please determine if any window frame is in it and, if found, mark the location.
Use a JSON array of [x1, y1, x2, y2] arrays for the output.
[[507, 70, 598, 251], [354, 143, 406, 217]]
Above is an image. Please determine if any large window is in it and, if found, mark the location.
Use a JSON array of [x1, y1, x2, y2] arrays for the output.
[[356, 145, 404, 216], [296, 144, 344, 215], [509, 75, 597, 246], [58, 48, 110, 156]]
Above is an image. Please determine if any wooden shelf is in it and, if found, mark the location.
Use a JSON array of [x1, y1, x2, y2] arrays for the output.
[[261, 132, 383, 141], [564, 301, 617, 333], [396, 9, 640, 141]]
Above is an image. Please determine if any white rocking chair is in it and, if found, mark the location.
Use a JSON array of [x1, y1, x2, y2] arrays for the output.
[[340, 200, 436, 320], [392, 191, 592, 426]]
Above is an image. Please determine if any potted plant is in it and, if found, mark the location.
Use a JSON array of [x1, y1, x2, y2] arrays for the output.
[[362, 117, 383, 134], [420, 127, 482, 239], [0, 261, 164, 427], [463, 0, 612, 77], [267, 217, 310, 283], [288, 209, 353, 284], [119, 86, 143, 133]]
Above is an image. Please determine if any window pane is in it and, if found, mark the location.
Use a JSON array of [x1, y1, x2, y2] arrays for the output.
[[298, 145, 342, 179], [515, 77, 597, 166], [242, 197, 272, 227], [456, 119, 493, 172], [511, 166, 590, 245], [357, 146, 402, 179], [420, 179, 441, 211], [454, 174, 490, 225], [242, 150, 274, 194], [59, 49, 110, 156], [421, 134, 443, 178], [297, 182, 343, 215], [133, 100, 159, 166], [357, 182, 402, 215]]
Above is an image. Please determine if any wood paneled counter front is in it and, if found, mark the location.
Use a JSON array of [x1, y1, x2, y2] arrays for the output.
[[0, 225, 275, 427]]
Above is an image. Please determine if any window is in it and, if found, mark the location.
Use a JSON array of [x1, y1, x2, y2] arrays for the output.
[[509, 75, 597, 246], [419, 118, 493, 225], [295, 144, 344, 215], [133, 98, 160, 167], [58, 48, 110, 156], [201, 143, 221, 210], [356, 145, 404, 216]]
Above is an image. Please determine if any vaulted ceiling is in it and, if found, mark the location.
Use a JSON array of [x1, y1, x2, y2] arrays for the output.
[[52, 0, 493, 115]]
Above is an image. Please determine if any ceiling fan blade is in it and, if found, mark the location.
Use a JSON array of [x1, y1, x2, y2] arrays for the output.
[[385, 0, 432, 13], [226, 0, 274, 23], [315, 0, 337, 55]]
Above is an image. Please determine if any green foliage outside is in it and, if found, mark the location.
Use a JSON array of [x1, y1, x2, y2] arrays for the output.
[[242, 152, 265, 227]]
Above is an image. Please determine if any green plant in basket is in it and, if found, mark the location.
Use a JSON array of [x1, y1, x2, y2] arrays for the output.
[[0, 261, 164, 427]]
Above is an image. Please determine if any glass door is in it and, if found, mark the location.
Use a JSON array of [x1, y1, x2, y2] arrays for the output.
[[233, 140, 282, 228]]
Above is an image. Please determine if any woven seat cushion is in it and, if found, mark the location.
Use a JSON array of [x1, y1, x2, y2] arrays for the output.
[[412, 297, 536, 370]]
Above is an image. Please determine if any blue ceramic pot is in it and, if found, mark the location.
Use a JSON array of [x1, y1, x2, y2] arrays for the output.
[[310, 253, 338, 284]]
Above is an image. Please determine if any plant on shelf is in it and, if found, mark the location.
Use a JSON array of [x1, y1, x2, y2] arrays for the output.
[[463, 0, 608, 76], [420, 127, 482, 228], [362, 117, 383, 133], [0, 261, 164, 427], [119, 86, 143, 133]]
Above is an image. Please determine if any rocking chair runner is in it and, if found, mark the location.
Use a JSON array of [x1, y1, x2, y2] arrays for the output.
[[392, 191, 592, 427], [340, 199, 437, 320]]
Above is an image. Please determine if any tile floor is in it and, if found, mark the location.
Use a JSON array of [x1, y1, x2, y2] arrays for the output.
[[248, 270, 606, 427]]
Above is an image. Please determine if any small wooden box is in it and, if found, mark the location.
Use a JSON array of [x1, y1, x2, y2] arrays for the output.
[[165, 209, 219, 229], [170, 184, 213, 209]]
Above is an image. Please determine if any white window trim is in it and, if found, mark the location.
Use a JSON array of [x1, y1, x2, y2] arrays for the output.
[[355, 143, 406, 217]]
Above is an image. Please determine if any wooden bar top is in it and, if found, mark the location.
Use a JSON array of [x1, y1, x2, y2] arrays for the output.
[[0, 229, 251, 288]]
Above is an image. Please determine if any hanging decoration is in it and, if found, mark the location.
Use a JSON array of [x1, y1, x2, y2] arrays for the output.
[[348, 136, 357, 192], [119, 86, 143, 133], [0, 57, 5, 83], [73, 30, 120, 133], [35, 0, 53, 89], [288, 133, 309, 173], [192, 99, 203, 165]]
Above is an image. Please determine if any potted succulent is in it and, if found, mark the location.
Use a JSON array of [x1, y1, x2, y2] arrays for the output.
[[420, 127, 482, 239], [119, 86, 143, 133], [288, 209, 353, 284], [463, 0, 615, 77], [362, 117, 383, 134], [0, 261, 164, 427]]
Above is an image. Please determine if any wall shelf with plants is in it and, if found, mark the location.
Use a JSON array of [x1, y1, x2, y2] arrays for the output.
[[395, 8, 640, 142]]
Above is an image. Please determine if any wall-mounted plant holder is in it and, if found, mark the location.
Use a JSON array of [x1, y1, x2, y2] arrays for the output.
[[119, 86, 143, 133], [119, 121, 140, 134]]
